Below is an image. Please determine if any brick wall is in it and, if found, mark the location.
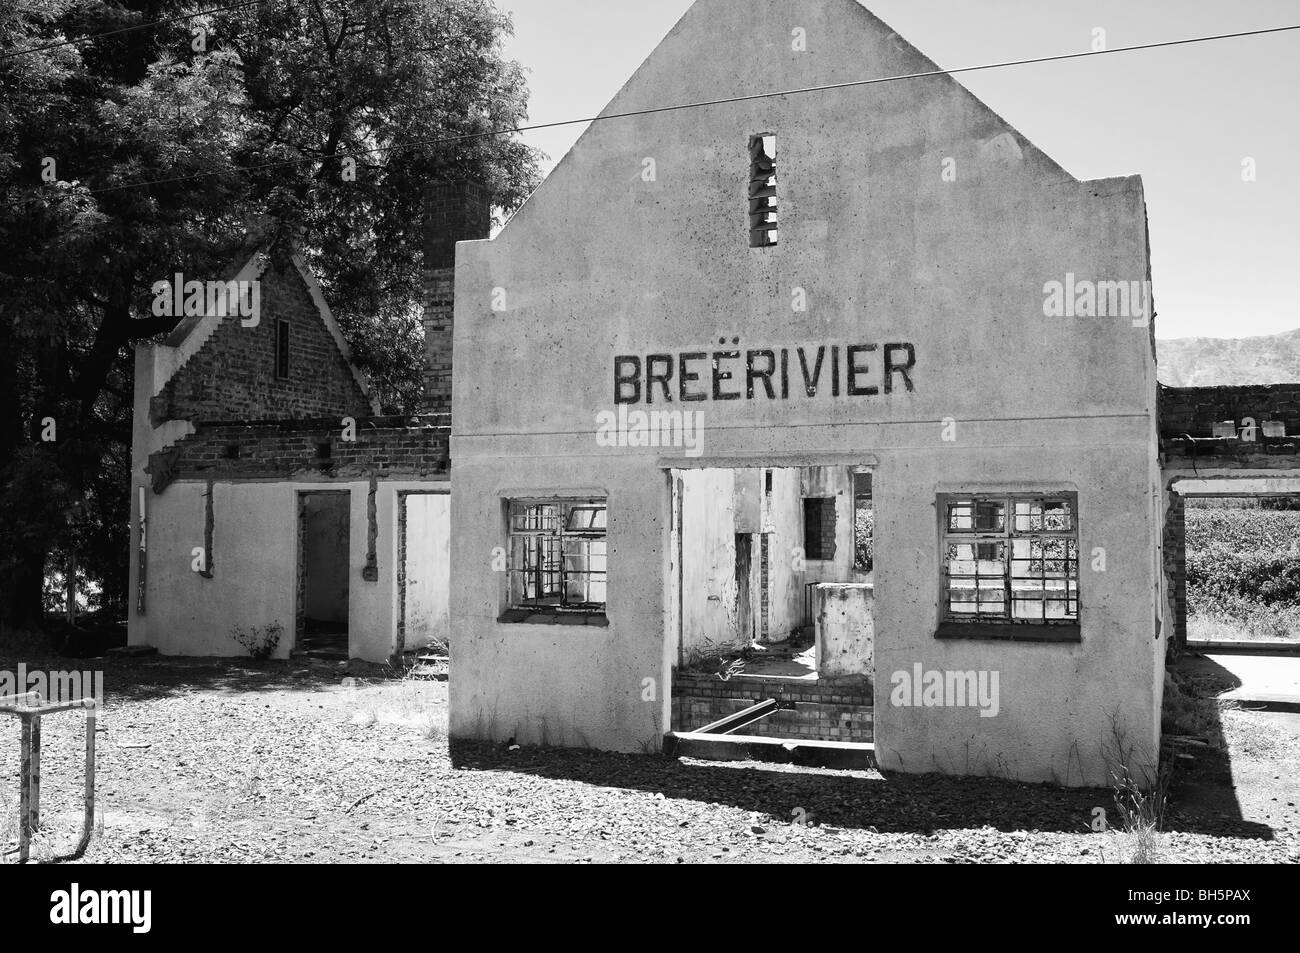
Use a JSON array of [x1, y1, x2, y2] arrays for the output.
[[1159, 383, 1300, 438], [672, 673, 873, 743], [421, 181, 492, 415], [1162, 492, 1186, 646], [152, 247, 372, 425], [146, 416, 450, 492]]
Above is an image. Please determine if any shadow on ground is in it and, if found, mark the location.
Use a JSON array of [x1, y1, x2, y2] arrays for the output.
[[449, 738, 1274, 841], [0, 653, 401, 703]]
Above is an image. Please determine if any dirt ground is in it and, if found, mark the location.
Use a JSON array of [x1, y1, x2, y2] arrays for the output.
[[2, 655, 1298, 864]]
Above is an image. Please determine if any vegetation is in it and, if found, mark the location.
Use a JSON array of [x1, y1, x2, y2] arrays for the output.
[[1185, 501, 1300, 641], [230, 621, 283, 660], [0, 0, 541, 633]]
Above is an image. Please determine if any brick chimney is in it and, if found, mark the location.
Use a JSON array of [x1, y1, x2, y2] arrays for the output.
[[421, 181, 492, 416]]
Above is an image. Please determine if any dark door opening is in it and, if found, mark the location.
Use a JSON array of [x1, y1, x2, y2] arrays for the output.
[[298, 491, 350, 658]]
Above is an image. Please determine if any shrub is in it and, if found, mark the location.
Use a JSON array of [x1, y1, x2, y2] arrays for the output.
[[230, 622, 283, 660]]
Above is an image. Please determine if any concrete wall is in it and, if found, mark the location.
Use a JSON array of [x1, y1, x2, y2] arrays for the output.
[[679, 468, 739, 656], [815, 582, 873, 679], [403, 492, 451, 649], [765, 467, 804, 641], [127, 469, 449, 662], [448, 0, 1164, 783]]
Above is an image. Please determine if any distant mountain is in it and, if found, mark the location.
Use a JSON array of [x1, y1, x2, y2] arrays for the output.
[[1157, 328, 1300, 387]]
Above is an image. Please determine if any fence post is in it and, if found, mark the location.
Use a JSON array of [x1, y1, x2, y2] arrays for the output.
[[18, 714, 32, 863]]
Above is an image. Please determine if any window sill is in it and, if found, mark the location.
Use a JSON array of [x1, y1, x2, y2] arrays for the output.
[[935, 621, 1080, 644], [498, 609, 609, 627]]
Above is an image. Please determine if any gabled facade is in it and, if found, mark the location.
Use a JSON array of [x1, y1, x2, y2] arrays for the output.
[[127, 199, 487, 661], [448, 0, 1166, 785]]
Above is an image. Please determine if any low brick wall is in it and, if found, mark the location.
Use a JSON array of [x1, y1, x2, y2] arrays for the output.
[[673, 672, 873, 743], [1160, 383, 1300, 439], [147, 415, 450, 492]]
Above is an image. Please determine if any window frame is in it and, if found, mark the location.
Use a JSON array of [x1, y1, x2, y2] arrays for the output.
[[274, 318, 291, 381], [936, 491, 1081, 643], [801, 496, 836, 562], [500, 497, 608, 625], [748, 133, 778, 247]]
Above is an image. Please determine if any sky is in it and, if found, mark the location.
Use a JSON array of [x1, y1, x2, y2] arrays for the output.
[[497, 0, 1299, 342]]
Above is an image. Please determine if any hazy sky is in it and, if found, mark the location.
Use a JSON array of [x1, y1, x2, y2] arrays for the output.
[[499, 0, 1299, 341]]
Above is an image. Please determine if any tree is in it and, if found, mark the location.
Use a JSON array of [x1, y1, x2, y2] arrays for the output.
[[0, 0, 541, 631]]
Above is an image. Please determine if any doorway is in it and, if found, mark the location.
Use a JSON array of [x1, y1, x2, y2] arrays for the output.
[[667, 465, 875, 750], [398, 491, 451, 657], [297, 491, 350, 657]]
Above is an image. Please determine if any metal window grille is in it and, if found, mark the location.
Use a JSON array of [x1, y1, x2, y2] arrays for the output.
[[941, 495, 1079, 624], [507, 500, 607, 611]]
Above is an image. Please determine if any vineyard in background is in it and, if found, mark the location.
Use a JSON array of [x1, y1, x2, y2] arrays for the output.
[[1185, 499, 1300, 642]]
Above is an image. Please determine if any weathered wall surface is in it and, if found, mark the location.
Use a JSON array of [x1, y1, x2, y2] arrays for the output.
[[403, 492, 451, 649], [1160, 383, 1300, 438], [815, 582, 873, 679], [151, 249, 372, 425], [449, 0, 1163, 783], [766, 467, 804, 641], [679, 468, 739, 656], [127, 471, 450, 662]]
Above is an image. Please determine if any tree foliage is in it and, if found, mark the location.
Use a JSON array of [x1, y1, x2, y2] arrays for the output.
[[0, 0, 541, 629]]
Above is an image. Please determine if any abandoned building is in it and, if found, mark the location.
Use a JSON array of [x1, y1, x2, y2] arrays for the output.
[[446, 0, 1166, 788], [125, 0, 1300, 790], [127, 187, 489, 662]]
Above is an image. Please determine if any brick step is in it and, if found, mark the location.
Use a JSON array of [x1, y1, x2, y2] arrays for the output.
[[664, 731, 876, 770]]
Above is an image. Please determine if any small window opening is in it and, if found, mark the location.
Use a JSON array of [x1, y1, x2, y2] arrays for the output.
[[506, 499, 607, 615], [853, 471, 873, 572], [315, 442, 332, 460], [275, 319, 291, 380], [802, 496, 835, 561], [749, 133, 778, 247], [222, 443, 240, 460]]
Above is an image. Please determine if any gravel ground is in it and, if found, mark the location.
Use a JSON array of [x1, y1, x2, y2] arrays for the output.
[[2, 656, 1297, 864]]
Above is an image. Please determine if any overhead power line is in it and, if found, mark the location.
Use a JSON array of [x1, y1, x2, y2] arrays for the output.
[[36, 21, 1300, 197]]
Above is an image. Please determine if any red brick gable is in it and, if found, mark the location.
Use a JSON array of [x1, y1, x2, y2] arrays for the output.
[[150, 246, 373, 425]]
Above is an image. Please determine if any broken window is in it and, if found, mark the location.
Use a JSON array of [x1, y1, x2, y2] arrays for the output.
[[853, 471, 873, 572], [275, 319, 291, 380], [507, 499, 607, 613], [802, 497, 836, 561], [748, 134, 777, 247], [942, 495, 1079, 624]]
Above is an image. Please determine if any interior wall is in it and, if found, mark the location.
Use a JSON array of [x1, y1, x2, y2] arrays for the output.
[[403, 493, 451, 649], [679, 468, 739, 655], [799, 466, 870, 586], [766, 467, 805, 641]]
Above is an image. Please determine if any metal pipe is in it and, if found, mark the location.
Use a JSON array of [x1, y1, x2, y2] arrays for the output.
[[18, 714, 31, 863]]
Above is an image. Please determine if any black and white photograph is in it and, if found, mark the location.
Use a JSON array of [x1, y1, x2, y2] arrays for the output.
[[0, 0, 1295, 920]]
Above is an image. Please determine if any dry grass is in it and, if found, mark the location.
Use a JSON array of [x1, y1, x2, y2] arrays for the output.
[[347, 676, 446, 743]]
